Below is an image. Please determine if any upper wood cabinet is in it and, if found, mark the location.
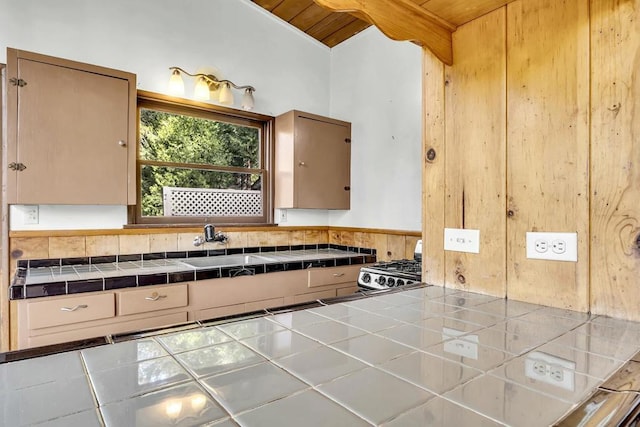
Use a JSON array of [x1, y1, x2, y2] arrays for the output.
[[5, 48, 136, 205], [275, 110, 351, 210]]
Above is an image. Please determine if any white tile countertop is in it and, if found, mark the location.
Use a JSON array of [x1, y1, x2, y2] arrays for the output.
[[1, 285, 640, 426], [11, 246, 376, 300]]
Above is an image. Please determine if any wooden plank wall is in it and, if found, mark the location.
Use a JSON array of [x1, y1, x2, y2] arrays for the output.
[[443, 9, 507, 295], [422, 49, 446, 285], [590, 0, 640, 318], [423, 0, 640, 319], [506, 0, 590, 311]]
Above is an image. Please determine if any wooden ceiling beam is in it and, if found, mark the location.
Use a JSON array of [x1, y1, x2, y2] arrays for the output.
[[312, 0, 454, 64]]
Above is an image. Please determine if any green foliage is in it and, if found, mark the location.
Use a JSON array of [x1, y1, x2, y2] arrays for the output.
[[139, 109, 260, 217]]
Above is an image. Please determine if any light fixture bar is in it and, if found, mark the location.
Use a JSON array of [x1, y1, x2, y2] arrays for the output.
[[168, 66, 255, 93]]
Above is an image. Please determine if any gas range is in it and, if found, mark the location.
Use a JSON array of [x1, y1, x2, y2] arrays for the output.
[[357, 240, 423, 290]]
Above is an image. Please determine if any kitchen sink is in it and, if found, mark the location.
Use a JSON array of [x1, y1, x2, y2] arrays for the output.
[[179, 254, 277, 269]]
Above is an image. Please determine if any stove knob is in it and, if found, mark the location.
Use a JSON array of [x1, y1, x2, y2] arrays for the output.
[[396, 279, 405, 287], [361, 273, 371, 283], [378, 276, 386, 286], [387, 277, 396, 287]]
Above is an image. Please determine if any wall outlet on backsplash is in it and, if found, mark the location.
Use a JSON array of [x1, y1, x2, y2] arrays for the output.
[[20, 205, 39, 225]]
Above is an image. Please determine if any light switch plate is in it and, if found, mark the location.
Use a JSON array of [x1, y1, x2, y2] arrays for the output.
[[444, 228, 480, 253], [526, 232, 577, 262], [21, 205, 39, 225]]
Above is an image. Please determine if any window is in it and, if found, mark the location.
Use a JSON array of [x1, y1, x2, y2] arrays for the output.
[[135, 92, 273, 225]]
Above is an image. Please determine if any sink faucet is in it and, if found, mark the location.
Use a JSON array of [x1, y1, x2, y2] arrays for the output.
[[193, 224, 228, 246]]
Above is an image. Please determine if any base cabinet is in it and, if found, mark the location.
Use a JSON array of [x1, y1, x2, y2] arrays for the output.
[[12, 285, 188, 349], [11, 265, 364, 350]]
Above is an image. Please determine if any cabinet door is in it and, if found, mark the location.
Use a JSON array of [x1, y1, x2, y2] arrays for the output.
[[7, 50, 135, 204], [295, 115, 350, 209]]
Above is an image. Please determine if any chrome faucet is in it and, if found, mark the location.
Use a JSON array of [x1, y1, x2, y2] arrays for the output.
[[193, 224, 228, 246]]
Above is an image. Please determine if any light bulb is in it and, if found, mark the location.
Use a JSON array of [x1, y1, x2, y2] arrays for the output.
[[194, 76, 211, 100], [241, 88, 255, 110], [219, 82, 234, 105], [168, 69, 184, 96]]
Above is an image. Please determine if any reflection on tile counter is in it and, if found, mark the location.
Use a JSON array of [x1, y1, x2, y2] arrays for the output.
[[2, 284, 640, 426]]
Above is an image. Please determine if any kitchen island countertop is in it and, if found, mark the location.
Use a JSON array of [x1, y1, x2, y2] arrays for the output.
[[1, 284, 639, 426]]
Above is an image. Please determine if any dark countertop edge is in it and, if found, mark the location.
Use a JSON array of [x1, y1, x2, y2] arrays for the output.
[[0, 283, 427, 364]]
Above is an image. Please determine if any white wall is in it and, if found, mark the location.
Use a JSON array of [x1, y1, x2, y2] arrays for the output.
[[328, 28, 422, 231], [1, 0, 332, 229], [2, 1, 422, 231]]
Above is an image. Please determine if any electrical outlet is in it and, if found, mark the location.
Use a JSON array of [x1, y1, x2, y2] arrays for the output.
[[444, 228, 480, 254], [551, 240, 566, 254], [535, 240, 548, 253], [442, 328, 478, 359], [278, 209, 287, 223], [22, 205, 39, 225], [526, 232, 577, 262], [525, 352, 576, 391]]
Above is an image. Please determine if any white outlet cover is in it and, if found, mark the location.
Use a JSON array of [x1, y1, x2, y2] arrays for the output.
[[525, 351, 575, 391], [526, 232, 577, 262], [444, 228, 480, 254]]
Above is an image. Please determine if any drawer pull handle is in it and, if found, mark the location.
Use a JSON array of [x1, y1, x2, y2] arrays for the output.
[[145, 292, 167, 301], [60, 304, 88, 312], [333, 273, 345, 277]]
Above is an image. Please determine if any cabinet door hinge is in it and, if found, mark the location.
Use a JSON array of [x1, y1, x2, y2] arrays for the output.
[[9, 78, 27, 87], [8, 162, 27, 171]]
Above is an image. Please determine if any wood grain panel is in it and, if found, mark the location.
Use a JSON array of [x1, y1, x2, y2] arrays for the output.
[[506, 0, 590, 310], [386, 235, 407, 260], [314, 0, 453, 64], [306, 13, 358, 41], [322, 18, 371, 47], [289, 3, 333, 31], [422, 0, 513, 26], [422, 49, 446, 285], [444, 9, 506, 296], [253, 0, 284, 11], [590, 0, 640, 320], [272, 0, 314, 21], [405, 235, 421, 259], [49, 236, 86, 258], [86, 235, 119, 257]]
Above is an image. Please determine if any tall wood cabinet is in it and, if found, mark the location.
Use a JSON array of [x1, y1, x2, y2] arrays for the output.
[[5, 48, 136, 204], [275, 110, 351, 209]]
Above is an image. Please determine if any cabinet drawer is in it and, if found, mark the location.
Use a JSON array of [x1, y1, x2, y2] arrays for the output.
[[294, 289, 336, 304], [118, 284, 188, 316], [245, 297, 284, 312], [27, 293, 115, 330], [308, 265, 360, 288]]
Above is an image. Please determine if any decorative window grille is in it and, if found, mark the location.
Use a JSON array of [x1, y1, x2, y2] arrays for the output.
[[163, 187, 262, 217]]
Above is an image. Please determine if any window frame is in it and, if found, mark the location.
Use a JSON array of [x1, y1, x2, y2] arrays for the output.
[[132, 91, 274, 226]]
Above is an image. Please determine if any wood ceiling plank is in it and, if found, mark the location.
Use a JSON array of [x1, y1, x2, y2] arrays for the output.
[[306, 13, 358, 42], [289, 3, 333, 32], [272, 0, 315, 22], [312, 0, 453, 64], [322, 19, 371, 47], [252, 0, 285, 12], [421, 0, 513, 26]]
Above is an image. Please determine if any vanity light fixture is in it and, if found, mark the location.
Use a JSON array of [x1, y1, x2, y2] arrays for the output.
[[167, 66, 256, 110]]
